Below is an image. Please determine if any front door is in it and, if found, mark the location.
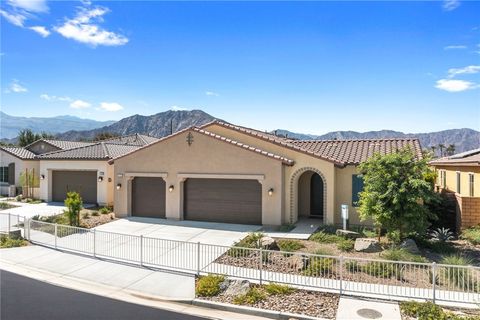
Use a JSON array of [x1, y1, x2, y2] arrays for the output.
[[310, 173, 324, 218]]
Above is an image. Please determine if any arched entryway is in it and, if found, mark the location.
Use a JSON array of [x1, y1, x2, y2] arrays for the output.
[[296, 169, 326, 221]]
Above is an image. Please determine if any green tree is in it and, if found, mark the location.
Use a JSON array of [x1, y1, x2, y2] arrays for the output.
[[358, 149, 438, 242], [438, 144, 445, 157], [446, 144, 456, 156], [18, 129, 39, 147], [64, 191, 83, 226], [93, 132, 119, 141]]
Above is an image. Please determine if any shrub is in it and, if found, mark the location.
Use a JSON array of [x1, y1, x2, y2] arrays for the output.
[[195, 275, 225, 297], [337, 238, 354, 252], [99, 207, 111, 215], [381, 248, 426, 263], [440, 255, 476, 289], [64, 191, 83, 226], [430, 227, 454, 242], [264, 283, 296, 295], [239, 232, 264, 248], [415, 236, 457, 254], [400, 301, 445, 320], [309, 231, 341, 243], [313, 248, 334, 256], [233, 287, 266, 305], [277, 239, 304, 253], [362, 261, 396, 278], [0, 237, 28, 248], [461, 226, 480, 245], [303, 257, 335, 276], [345, 260, 359, 273], [92, 211, 99, 216], [82, 212, 90, 219]]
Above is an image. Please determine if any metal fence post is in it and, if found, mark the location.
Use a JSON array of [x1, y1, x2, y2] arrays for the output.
[[27, 218, 31, 241], [8, 213, 11, 234], [197, 242, 201, 275], [339, 256, 344, 295], [54, 223, 58, 249], [93, 229, 96, 257], [432, 262, 436, 304], [140, 235, 143, 266], [259, 247, 263, 285]]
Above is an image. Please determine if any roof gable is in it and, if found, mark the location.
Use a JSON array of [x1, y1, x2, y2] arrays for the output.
[[0, 147, 37, 160]]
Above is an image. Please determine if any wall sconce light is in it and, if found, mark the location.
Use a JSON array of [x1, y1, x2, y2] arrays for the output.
[[98, 176, 104, 182], [116, 183, 122, 190], [169, 185, 174, 192], [40, 174, 45, 180], [108, 178, 112, 182], [268, 188, 274, 196]]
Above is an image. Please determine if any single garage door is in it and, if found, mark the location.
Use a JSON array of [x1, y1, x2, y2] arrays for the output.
[[52, 171, 97, 204], [184, 178, 262, 225], [132, 177, 166, 218]]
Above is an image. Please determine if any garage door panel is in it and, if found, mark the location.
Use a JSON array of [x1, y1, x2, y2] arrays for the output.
[[132, 177, 166, 218], [52, 171, 97, 204], [184, 179, 261, 225]]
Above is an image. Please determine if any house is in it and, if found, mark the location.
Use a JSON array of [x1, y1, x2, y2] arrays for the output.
[[110, 121, 422, 226], [1, 134, 158, 206], [430, 148, 480, 230]]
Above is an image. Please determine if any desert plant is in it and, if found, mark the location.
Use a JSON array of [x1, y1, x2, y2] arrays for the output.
[[0, 236, 28, 248], [313, 248, 334, 256], [309, 231, 341, 243], [400, 301, 445, 320], [460, 226, 480, 245], [195, 275, 225, 297], [92, 211, 99, 216], [277, 239, 304, 253], [233, 287, 266, 305], [345, 260, 359, 273], [264, 283, 296, 295], [440, 255, 476, 289], [381, 248, 426, 263], [362, 261, 397, 278], [303, 257, 335, 276], [337, 238, 354, 252], [430, 228, 454, 243], [99, 207, 111, 215], [64, 191, 83, 226]]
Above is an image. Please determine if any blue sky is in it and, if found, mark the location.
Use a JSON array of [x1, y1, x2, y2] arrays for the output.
[[1, 0, 479, 134]]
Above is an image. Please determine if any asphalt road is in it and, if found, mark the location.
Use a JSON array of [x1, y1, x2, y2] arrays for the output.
[[0, 270, 208, 320]]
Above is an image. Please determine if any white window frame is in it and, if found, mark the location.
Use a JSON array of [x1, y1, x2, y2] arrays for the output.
[[456, 171, 461, 194], [469, 173, 474, 197]]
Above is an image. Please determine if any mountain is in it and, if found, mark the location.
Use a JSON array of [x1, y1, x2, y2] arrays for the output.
[[0, 112, 115, 139], [273, 128, 480, 154], [56, 109, 217, 141]]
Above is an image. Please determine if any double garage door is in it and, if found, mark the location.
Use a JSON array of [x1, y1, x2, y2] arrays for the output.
[[52, 171, 97, 204], [131, 177, 262, 225]]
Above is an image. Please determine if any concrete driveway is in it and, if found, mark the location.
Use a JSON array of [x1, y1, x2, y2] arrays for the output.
[[0, 201, 66, 218]]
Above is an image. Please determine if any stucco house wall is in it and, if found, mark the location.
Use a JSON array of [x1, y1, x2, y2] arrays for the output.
[[39, 160, 113, 206], [113, 130, 285, 225], [0, 150, 39, 196]]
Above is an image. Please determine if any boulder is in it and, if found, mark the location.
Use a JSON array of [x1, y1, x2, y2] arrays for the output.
[[336, 229, 361, 239], [219, 279, 230, 292], [224, 280, 250, 296], [354, 238, 382, 253], [399, 239, 420, 254], [260, 236, 278, 250], [287, 254, 309, 272]]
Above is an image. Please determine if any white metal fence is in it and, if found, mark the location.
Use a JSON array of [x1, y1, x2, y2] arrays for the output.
[[3, 213, 479, 305]]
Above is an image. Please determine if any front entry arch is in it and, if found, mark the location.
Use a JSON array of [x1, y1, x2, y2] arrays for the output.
[[290, 167, 327, 224]]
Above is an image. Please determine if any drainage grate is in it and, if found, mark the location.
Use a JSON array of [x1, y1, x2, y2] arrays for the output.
[[357, 308, 383, 319]]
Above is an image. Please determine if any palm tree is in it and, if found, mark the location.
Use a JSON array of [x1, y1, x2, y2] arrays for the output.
[[430, 146, 437, 157], [446, 144, 456, 156], [438, 144, 446, 157]]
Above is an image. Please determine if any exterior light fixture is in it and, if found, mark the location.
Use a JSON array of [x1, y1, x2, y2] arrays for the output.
[[268, 188, 274, 196], [108, 178, 112, 182], [40, 174, 45, 180], [169, 185, 174, 192], [116, 183, 122, 190], [98, 176, 104, 182]]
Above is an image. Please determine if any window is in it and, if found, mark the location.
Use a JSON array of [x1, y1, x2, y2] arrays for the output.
[[352, 174, 364, 206], [0, 167, 8, 183], [469, 173, 474, 197], [456, 171, 461, 194]]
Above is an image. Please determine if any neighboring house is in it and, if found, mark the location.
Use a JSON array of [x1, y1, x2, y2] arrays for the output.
[[430, 148, 480, 230], [0, 134, 158, 206], [110, 121, 422, 226]]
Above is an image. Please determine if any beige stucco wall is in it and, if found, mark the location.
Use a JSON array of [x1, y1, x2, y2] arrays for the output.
[[0, 150, 39, 196], [113, 130, 284, 225], [39, 160, 113, 206], [434, 165, 480, 197]]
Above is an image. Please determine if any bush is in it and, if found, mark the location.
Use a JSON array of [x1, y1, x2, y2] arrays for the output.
[[337, 239, 354, 252], [440, 255, 476, 289], [99, 207, 112, 215], [461, 226, 480, 245], [400, 301, 445, 320], [264, 283, 296, 295], [381, 248, 426, 263], [227, 232, 265, 257], [313, 248, 334, 256], [415, 236, 457, 254], [310, 231, 341, 243], [303, 257, 335, 276], [195, 275, 225, 297], [233, 287, 266, 305], [362, 261, 396, 278], [345, 260, 359, 273], [277, 239, 304, 253], [92, 211, 99, 216], [0, 236, 28, 248], [64, 191, 83, 226], [82, 212, 90, 219]]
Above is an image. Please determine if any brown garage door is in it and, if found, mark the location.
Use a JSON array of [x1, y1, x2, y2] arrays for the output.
[[184, 178, 262, 225], [52, 171, 97, 204], [132, 177, 166, 218]]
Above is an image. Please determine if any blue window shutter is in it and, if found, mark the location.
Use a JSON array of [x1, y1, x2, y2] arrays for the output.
[[352, 174, 364, 206]]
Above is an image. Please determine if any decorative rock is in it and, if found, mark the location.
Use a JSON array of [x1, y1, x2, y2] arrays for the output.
[[219, 279, 230, 292], [354, 238, 382, 253], [224, 280, 250, 296], [336, 229, 361, 239], [260, 236, 278, 250], [287, 254, 309, 272], [399, 238, 420, 254]]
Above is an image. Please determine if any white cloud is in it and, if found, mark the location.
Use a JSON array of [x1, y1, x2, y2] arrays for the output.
[[6, 79, 28, 93], [55, 6, 129, 47], [444, 45, 467, 50], [0, 9, 27, 27], [443, 0, 460, 11], [435, 79, 477, 92], [7, 0, 48, 13], [170, 106, 189, 111], [99, 102, 123, 111], [70, 99, 91, 109], [29, 26, 50, 37], [40, 94, 72, 102], [447, 65, 480, 78], [205, 91, 219, 97]]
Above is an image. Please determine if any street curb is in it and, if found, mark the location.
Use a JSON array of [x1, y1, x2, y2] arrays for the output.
[[187, 299, 330, 320]]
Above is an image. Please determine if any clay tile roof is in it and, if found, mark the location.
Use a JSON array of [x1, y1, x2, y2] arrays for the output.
[[429, 148, 480, 166], [98, 133, 159, 146], [192, 127, 294, 165], [36, 142, 141, 160], [25, 139, 94, 151], [0, 146, 37, 160], [290, 139, 423, 165]]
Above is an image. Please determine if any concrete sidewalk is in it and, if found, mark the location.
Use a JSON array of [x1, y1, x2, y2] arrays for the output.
[[0, 246, 269, 320]]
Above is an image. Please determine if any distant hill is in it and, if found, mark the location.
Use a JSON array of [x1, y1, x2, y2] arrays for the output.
[[56, 109, 217, 141], [0, 112, 115, 139], [273, 128, 480, 154]]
